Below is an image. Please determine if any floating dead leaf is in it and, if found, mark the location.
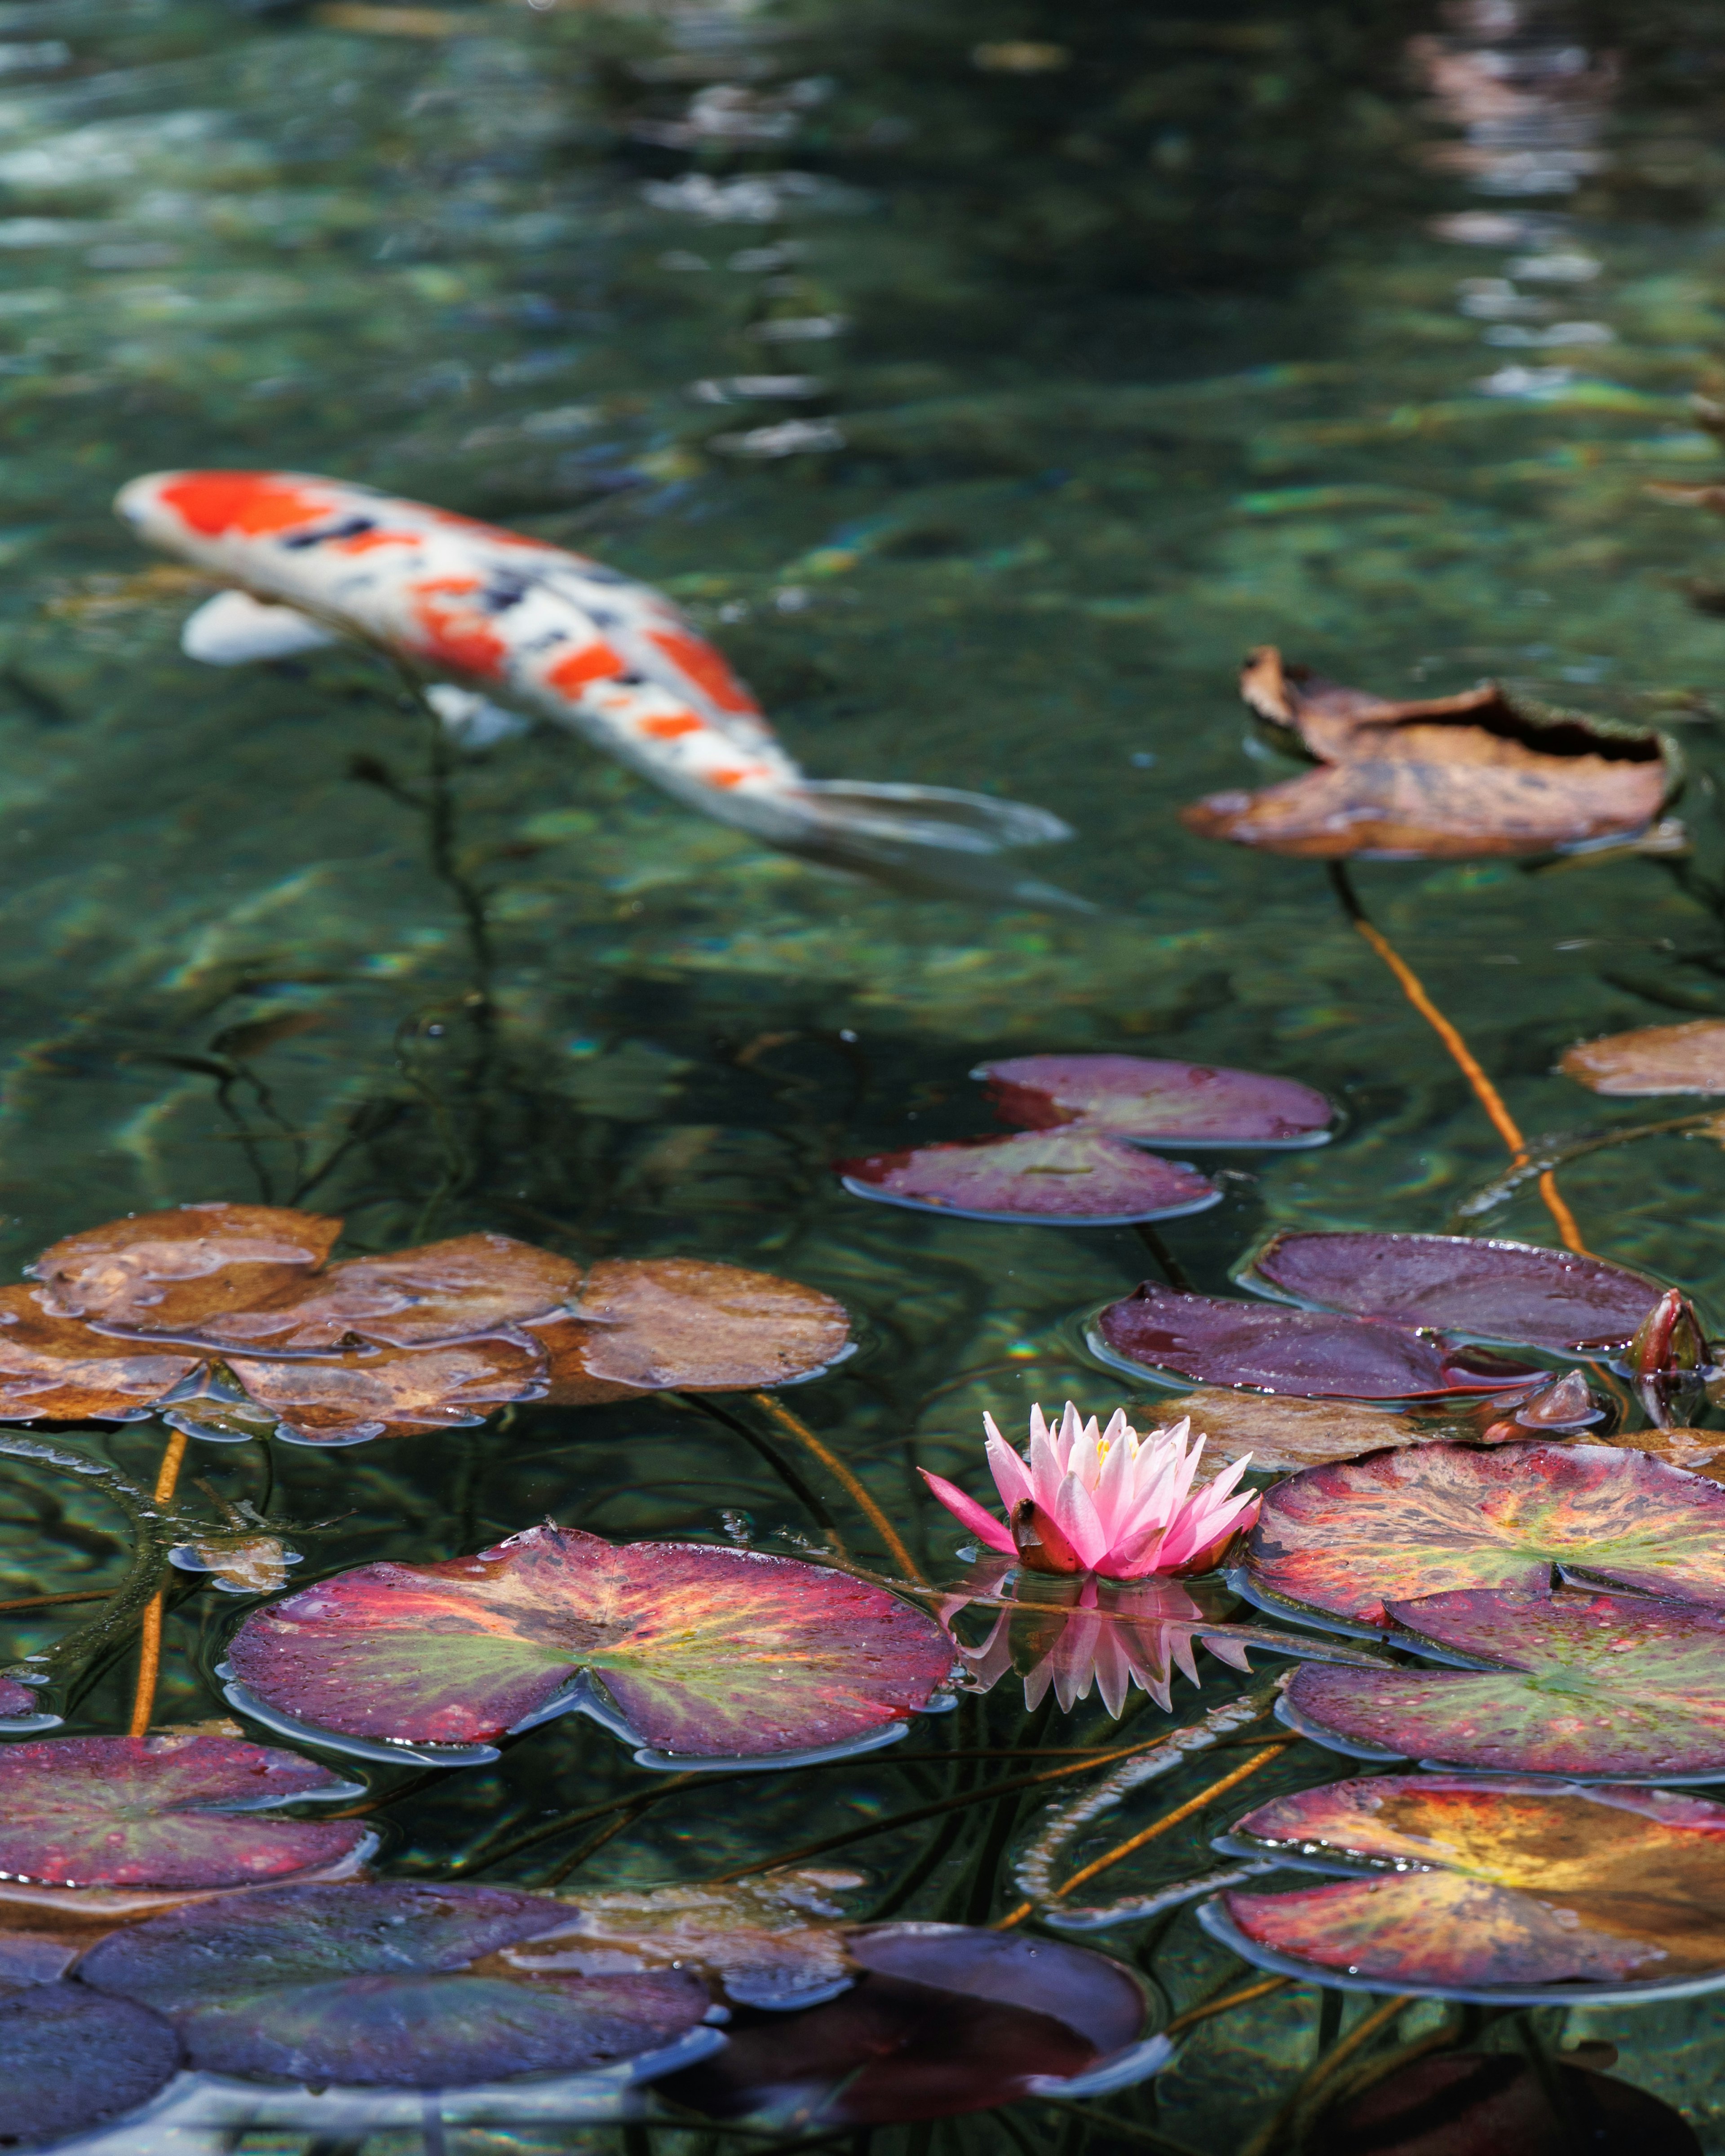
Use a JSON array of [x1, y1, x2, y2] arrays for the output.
[[171, 1532, 301, 1594], [1174, 1387, 1431, 1472], [0, 1284, 201, 1423], [227, 1336, 548, 1446], [1561, 1019, 1725, 1097], [1589, 1427, 1725, 1484], [168, 1232, 581, 1352], [533, 1258, 852, 1394], [31, 1204, 341, 1335], [495, 1870, 866, 2010], [1180, 646, 1673, 858]]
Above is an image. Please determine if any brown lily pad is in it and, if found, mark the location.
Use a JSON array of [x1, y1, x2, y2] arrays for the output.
[[0, 1284, 201, 1423], [1180, 646, 1672, 859], [30, 1204, 341, 1333], [228, 1336, 548, 1446], [1590, 1428, 1725, 1484], [1561, 1020, 1725, 1097], [1173, 1388, 1433, 1473], [150, 1233, 582, 1352], [532, 1258, 852, 1394]]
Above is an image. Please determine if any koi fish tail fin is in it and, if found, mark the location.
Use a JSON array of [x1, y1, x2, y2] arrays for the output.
[[788, 779, 1095, 912]]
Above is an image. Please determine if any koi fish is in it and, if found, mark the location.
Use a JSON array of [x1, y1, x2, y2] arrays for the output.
[[115, 469, 1085, 908]]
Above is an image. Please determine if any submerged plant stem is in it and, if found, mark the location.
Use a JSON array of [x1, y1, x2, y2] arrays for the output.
[[1167, 1976, 1293, 2036], [1239, 1990, 1412, 2156], [129, 1426, 190, 1737], [678, 1393, 845, 1553], [1327, 864, 1588, 1255], [750, 1391, 924, 1582]]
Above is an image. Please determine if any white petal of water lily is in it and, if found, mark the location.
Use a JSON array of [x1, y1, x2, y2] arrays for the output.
[[1054, 1472, 1110, 1570]]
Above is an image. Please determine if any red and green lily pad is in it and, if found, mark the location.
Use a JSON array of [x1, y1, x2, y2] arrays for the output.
[[659, 1921, 1162, 2126], [838, 1131, 1220, 1226], [1241, 1230, 1665, 1355], [978, 1054, 1334, 1149], [1205, 1774, 1725, 2002], [223, 1525, 954, 1767], [1282, 1586, 1725, 1780], [0, 1731, 372, 1909], [0, 1981, 182, 2149], [77, 1880, 711, 2088], [1241, 1440, 1725, 1631], [1092, 1285, 1539, 1401]]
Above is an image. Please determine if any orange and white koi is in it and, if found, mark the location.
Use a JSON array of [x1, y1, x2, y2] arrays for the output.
[[115, 468, 1082, 905]]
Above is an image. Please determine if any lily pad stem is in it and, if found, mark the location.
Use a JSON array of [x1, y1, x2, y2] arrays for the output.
[[129, 1426, 190, 1736], [750, 1391, 925, 1583], [1325, 863, 1588, 1255]]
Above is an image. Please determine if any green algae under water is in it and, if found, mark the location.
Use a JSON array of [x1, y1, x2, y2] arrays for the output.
[[8, 0, 1725, 2147]]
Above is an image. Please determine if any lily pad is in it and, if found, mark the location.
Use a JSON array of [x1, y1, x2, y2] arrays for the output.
[[534, 1258, 853, 1392], [77, 1880, 710, 2088], [143, 1232, 581, 1351], [1315, 2051, 1703, 2156], [1093, 1285, 1539, 1401], [228, 1336, 549, 1446], [839, 1132, 1220, 1225], [976, 1054, 1334, 1149], [29, 1203, 341, 1333], [659, 1921, 1159, 2126], [0, 1981, 181, 2149], [1180, 646, 1673, 859], [1242, 1230, 1664, 1355], [0, 1675, 54, 1724], [1172, 1387, 1433, 1472], [0, 1285, 203, 1424], [1205, 1774, 1725, 2002], [1561, 1019, 1725, 1097], [1241, 1440, 1725, 1630], [0, 1732, 372, 1904], [224, 1524, 953, 1764], [1282, 1586, 1725, 1780]]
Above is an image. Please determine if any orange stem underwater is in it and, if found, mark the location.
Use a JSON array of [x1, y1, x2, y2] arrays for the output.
[[128, 1426, 189, 1738]]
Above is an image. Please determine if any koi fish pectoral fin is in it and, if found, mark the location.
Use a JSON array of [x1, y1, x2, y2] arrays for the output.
[[180, 590, 341, 665], [794, 779, 1073, 854]]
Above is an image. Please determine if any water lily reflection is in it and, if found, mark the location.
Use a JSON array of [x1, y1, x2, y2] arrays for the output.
[[942, 1560, 1250, 1719]]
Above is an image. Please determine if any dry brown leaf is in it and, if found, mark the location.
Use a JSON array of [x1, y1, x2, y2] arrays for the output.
[[1560, 1019, 1725, 1097], [1171, 1385, 1430, 1472], [1180, 646, 1672, 859], [166, 1232, 581, 1352], [536, 1257, 852, 1393], [1588, 1427, 1725, 1485], [0, 1286, 202, 1423], [492, 1869, 865, 2009], [34, 1204, 341, 1336], [228, 1336, 548, 1445]]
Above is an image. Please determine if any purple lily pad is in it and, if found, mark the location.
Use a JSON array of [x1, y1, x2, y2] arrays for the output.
[[1204, 1775, 1725, 2003], [1317, 2050, 1702, 2156], [0, 1981, 181, 2148], [0, 1676, 58, 1734], [0, 1732, 371, 1900], [1282, 1587, 1725, 1780], [77, 1881, 710, 2088], [659, 1921, 1156, 2126], [837, 1131, 1219, 1225], [1241, 1231, 1665, 1355], [224, 1524, 954, 1765], [1242, 1441, 1725, 1631], [1092, 1284, 1539, 1401], [979, 1054, 1334, 1149]]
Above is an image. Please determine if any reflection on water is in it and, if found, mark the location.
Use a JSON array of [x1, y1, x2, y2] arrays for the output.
[[4, 0, 1725, 2145]]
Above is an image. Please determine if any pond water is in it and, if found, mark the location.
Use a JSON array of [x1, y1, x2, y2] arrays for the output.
[[4, 0, 1725, 2148]]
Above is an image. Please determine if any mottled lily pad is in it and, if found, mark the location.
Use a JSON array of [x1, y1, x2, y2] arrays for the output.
[[0, 1285, 203, 1424], [1561, 1019, 1725, 1097], [1181, 646, 1673, 859], [228, 1336, 549, 1446], [0, 1732, 371, 1906], [77, 1880, 709, 2088], [1241, 1441, 1725, 1630], [30, 1203, 341, 1333], [1205, 1774, 1725, 2002], [1316, 2050, 1703, 2156], [1242, 1230, 1664, 1355], [225, 1524, 953, 1764], [1283, 1587, 1725, 1780], [150, 1232, 580, 1352], [533, 1258, 853, 1392], [660, 1921, 1159, 2126], [1093, 1285, 1538, 1401], [0, 1981, 182, 2149], [839, 1132, 1220, 1225], [1172, 1387, 1433, 1472], [976, 1054, 1334, 1149]]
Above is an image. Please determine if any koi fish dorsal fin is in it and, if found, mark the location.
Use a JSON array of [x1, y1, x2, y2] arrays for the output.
[[181, 590, 339, 665]]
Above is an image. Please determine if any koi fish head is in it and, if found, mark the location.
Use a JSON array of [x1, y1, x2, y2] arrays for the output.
[[116, 470, 354, 562]]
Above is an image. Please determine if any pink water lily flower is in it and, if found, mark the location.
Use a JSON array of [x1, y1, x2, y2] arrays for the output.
[[921, 1402, 1260, 1580]]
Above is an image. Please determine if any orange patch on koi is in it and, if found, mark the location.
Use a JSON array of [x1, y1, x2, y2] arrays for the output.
[[163, 473, 334, 539], [638, 713, 705, 740], [546, 643, 628, 697], [647, 630, 761, 716]]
